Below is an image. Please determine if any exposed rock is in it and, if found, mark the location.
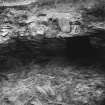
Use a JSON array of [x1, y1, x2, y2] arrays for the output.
[[0, 6, 85, 44]]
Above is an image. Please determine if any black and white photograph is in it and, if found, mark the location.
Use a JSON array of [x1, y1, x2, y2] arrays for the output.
[[0, 0, 105, 105]]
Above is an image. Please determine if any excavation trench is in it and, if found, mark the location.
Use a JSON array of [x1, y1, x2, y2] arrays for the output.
[[0, 35, 105, 105], [0, 36, 101, 72]]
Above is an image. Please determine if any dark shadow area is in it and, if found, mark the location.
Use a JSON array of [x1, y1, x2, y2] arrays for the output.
[[66, 37, 96, 59], [66, 36, 105, 73], [0, 36, 105, 74]]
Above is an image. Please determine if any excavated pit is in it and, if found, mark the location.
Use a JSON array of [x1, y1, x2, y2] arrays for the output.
[[0, 36, 101, 72], [0, 1, 105, 105], [0, 36, 105, 105]]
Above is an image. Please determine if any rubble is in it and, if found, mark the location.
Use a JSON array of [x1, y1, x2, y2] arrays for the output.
[[0, 64, 105, 105], [0, 1, 104, 45], [0, 6, 86, 44]]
